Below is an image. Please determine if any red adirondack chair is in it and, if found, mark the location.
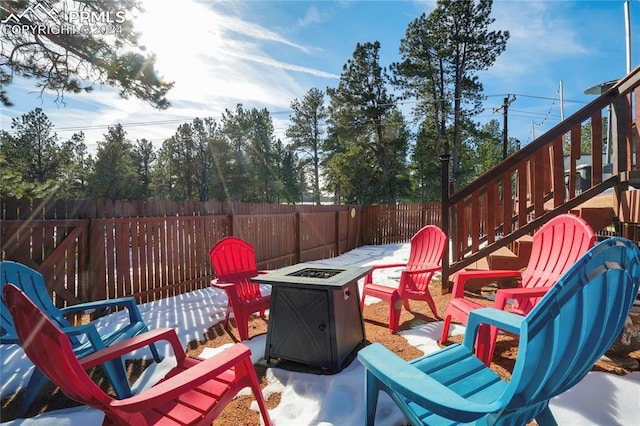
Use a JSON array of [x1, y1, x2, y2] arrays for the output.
[[3, 283, 273, 426], [440, 213, 595, 365], [361, 225, 447, 333], [209, 237, 271, 341]]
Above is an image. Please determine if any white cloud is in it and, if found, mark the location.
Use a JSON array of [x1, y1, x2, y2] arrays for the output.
[[6, 0, 340, 150], [487, 1, 589, 78], [296, 4, 331, 28]]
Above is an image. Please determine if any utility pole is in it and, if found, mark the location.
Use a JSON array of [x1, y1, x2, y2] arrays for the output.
[[493, 95, 516, 159], [625, 0, 631, 74]]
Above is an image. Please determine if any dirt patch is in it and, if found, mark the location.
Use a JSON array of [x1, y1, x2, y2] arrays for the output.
[[2, 281, 638, 424]]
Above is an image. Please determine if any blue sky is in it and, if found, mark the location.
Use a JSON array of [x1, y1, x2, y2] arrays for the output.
[[1, 0, 639, 153]]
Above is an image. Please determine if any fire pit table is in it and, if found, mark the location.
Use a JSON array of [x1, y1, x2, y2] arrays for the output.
[[253, 263, 371, 373]]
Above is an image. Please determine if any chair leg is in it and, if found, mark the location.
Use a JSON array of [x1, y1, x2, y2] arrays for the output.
[[423, 292, 440, 320], [389, 291, 402, 333], [401, 297, 411, 311], [364, 369, 380, 426], [440, 314, 452, 344], [244, 357, 273, 426], [236, 313, 250, 341], [534, 404, 559, 426], [101, 357, 133, 399], [19, 368, 49, 416], [475, 324, 499, 366], [148, 341, 162, 363], [223, 305, 232, 328]]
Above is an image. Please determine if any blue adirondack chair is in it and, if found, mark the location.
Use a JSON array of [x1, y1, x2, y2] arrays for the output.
[[0, 261, 162, 416], [357, 237, 640, 425]]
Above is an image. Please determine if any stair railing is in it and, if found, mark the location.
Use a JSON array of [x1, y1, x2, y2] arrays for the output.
[[440, 66, 640, 292]]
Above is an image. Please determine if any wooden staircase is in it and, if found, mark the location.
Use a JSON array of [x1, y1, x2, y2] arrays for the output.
[[487, 193, 615, 270], [441, 66, 640, 293]]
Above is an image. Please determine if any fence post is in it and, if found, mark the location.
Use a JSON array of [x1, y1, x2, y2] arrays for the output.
[[335, 210, 340, 256], [440, 154, 451, 294], [295, 212, 301, 263], [228, 214, 234, 237]]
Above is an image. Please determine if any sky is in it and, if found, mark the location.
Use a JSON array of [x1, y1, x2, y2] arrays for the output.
[[1, 242, 640, 425], [1, 0, 639, 155]]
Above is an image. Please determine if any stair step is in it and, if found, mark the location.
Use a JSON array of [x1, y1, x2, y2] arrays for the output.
[[447, 258, 492, 291], [488, 246, 527, 270], [574, 207, 615, 232], [514, 234, 533, 261]]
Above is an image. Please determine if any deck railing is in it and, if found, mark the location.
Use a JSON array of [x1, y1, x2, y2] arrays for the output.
[[440, 66, 640, 289]]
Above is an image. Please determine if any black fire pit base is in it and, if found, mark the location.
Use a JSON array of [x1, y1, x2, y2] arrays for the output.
[[253, 263, 371, 374], [257, 340, 366, 375]]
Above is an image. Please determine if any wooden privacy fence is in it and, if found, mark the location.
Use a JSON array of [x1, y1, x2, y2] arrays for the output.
[[1, 198, 440, 308]]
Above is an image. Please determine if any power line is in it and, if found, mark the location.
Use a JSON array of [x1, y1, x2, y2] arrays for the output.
[[2, 91, 585, 141]]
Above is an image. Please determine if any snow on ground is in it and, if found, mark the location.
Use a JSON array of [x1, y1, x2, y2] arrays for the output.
[[2, 243, 639, 425]]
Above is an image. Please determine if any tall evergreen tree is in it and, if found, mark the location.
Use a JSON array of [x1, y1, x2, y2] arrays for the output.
[[286, 88, 327, 204], [57, 132, 94, 199], [90, 124, 141, 199], [246, 108, 280, 202], [205, 119, 234, 202], [274, 139, 305, 203], [474, 119, 511, 176], [0, 108, 81, 197], [411, 123, 443, 202], [327, 41, 409, 203], [221, 105, 284, 202], [221, 104, 253, 202], [132, 139, 155, 200], [153, 118, 212, 201], [394, 0, 509, 184]]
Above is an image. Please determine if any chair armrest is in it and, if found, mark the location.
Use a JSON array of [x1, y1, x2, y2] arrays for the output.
[[404, 265, 442, 275], [59, 297, 144, 324], [364, 263, 407, 284], [62, 323, 109, 351], [369, 263, 407, 270], [462, 307, 525, 351], [79, 328, 184, 370], [109, 343, 252, 412], [493, 286, 552, 310], [211, 281, 235, 290], [450, 270, 523, 298], [357, 343, 505, 422]]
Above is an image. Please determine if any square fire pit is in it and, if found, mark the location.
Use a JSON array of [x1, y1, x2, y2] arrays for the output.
[[253, 263, 371, 373]]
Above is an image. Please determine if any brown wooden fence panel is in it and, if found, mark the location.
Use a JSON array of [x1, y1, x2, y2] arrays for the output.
[[1, 218, 89, 308], [231, 213, 298, 269], [88, 216, 230, 303], [361, 203, 441, 245], [2, 198, 442, 305], [300, 211, 338, 262]]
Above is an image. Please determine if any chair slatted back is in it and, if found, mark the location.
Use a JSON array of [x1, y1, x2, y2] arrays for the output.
[[3, 284, 112, 409], [517, 214, 595, 312], [403, 225, 447, 293], [209, 237, 263, 301], [512, 237, 640, 407], [1, 261, 73, 344]]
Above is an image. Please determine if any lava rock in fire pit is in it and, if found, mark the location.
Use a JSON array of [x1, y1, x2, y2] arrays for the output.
[[289, 268, 342, 279]]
